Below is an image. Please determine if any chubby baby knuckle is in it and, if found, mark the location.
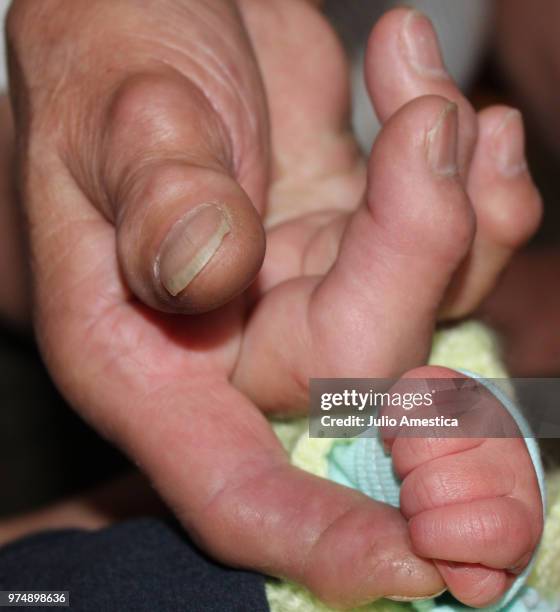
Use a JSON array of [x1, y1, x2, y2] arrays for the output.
[[391, 438, 426, 473], [408, 510, 434, 540], [392, 437, 459, 480], [400, 470, 441, 516]]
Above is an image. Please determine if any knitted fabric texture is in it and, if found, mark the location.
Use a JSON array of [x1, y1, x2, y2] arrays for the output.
[[267, 321, 560, 612]]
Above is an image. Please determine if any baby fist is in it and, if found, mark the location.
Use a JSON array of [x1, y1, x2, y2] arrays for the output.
[[384, 367, 543, 608]]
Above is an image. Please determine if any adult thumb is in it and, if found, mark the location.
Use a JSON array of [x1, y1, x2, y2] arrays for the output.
[[100, 71, 266, 313]]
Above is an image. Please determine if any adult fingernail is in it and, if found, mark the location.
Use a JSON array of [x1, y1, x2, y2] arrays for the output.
[[157, 204, 230, 296], [387, 588, 447, 602], [492, 109, 528, 177], [402, 10, 449, 78], [427, 103, 458, 177]]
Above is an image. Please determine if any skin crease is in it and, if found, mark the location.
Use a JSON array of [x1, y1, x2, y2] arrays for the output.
[[1, 0, 543, 608]]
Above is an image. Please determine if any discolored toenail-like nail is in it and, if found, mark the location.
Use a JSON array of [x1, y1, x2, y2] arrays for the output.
[[157, 203, 230, 296], [492, 109, 528, 178], [402, 10, 449, 79], [426, 103, 458, 177]]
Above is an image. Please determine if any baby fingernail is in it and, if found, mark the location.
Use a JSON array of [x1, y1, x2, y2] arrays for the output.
[[402, 10, 449, 78], [157, 203, 230, 297], [427, 102, 458, 177], [492, 109, 528, 177]]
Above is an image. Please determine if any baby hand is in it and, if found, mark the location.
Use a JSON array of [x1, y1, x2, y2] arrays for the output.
[[384, 367, 543, 608]]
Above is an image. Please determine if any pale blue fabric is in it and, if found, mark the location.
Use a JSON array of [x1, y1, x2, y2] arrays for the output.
[[327, 373, 549, 612]]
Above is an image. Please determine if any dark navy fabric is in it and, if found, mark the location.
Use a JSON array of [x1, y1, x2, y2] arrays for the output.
[[0, 518, 270, 611]]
